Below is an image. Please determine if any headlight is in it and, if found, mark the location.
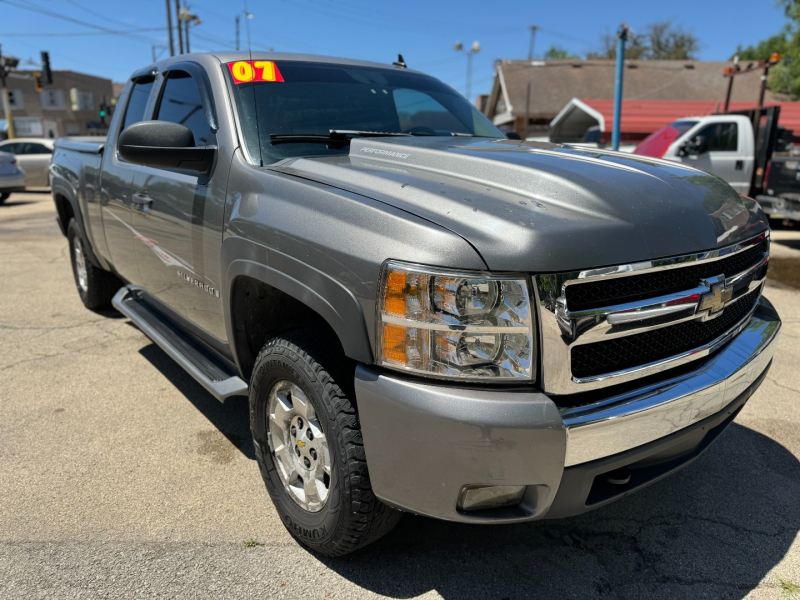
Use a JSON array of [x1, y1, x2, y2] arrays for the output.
[[376, 261, 534, 380]]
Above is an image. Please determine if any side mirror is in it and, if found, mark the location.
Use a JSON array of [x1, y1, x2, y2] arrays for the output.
[[118, 120, 215, 173], [505, 131, 522, 140], [680, 135, 708, 157]]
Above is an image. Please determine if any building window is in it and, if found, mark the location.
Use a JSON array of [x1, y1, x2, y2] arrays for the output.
[[69, 88, 94, 111], [6, 89, 23, 109], [41, 89, 65, 110]]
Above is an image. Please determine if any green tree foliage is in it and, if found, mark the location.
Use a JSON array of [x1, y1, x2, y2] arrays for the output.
[[588, 21, 699, 60], [544, 46, 581, 60], [732, 0, 799, 98]]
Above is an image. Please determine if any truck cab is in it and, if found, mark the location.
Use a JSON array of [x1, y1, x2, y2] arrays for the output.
[[635, 114, 755, 194]]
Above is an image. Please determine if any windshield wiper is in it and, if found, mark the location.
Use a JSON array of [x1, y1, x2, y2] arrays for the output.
[[269, 130, 414, 145]]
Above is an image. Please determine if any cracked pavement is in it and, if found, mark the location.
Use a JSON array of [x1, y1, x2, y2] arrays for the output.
[[0, 192, 799, 599]]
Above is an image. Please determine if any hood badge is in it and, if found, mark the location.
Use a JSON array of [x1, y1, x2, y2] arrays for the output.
[[698, 276, 732, 320]]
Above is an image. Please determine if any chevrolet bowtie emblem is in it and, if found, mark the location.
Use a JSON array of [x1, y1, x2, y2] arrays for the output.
[[297, 441, 306, 448], [698, 276, 733, 318]]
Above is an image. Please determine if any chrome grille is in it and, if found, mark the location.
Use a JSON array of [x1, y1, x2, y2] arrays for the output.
[[534, 233, 769, 395]]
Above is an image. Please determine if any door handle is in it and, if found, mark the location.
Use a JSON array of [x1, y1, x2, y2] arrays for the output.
[[735, 160, 744, 171], [131, 192, 153, 210]]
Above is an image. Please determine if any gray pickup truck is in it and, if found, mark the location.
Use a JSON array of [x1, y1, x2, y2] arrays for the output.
[[50, 51, 780, 556]]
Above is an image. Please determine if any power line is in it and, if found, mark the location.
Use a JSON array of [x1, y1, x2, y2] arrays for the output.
[[0, 0, 166, 46], [0, 28, 167, 38]]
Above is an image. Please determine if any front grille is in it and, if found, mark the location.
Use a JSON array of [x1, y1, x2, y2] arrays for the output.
[[566, 240, 767, 311], [571, 287, 761, 379]]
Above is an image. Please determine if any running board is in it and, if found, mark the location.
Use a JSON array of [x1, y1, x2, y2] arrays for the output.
[[112, 287, 249, 400]]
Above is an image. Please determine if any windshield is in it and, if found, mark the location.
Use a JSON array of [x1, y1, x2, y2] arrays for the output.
[[633, 120, 698, 157], [227, 60, 503, 165]]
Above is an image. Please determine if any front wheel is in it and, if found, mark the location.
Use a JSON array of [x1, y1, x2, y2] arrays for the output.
[[250, 332, 402, 556]]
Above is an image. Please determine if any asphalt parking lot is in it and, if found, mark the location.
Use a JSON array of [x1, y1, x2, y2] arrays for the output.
[[1, 191, 799, 599]]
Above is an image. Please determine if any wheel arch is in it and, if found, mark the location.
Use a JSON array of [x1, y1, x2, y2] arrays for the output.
[[223, 239, 373, 380]]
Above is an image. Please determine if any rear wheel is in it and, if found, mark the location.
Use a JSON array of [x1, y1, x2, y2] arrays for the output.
[[250, 332, 402, 556], [67, 219, 121, 309]]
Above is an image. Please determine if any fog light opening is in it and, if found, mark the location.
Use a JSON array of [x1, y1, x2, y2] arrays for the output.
[[458, 484, 526, 512]]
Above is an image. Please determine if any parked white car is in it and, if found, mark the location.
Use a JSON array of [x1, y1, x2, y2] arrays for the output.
[[0, 137, 55, 188]]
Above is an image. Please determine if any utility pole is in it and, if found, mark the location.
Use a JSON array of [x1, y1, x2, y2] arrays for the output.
[[178, 5, 201, 54], [184, 17, 191, 53], [528, 25, 538, 61], [0, 46, 19, 139], [174, 0, 183, 53], [611, 23, 628, 151], [166, 0, 175, 56], [236, 15, 240, 51]]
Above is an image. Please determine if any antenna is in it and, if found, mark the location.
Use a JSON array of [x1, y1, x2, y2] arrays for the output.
[[393, 54, 407, 68]]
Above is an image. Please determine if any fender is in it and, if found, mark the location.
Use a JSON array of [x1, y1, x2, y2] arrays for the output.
[[221, 235, 373, 374]]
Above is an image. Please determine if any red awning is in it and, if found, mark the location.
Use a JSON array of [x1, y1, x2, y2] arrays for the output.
[[573, 98, 800, 136]]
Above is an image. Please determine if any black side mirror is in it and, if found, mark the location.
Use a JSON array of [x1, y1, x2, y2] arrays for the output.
[[680, 135, 708, 157], [118, 121, 215, 173], [505, 131, 522, 140]]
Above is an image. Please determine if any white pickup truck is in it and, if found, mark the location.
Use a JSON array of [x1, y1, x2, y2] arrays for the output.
[[634, 114, 757, 195]]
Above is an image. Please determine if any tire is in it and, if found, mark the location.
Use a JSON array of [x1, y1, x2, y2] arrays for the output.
[[250, 331, 402, 556], [67, 218, 121, 310]]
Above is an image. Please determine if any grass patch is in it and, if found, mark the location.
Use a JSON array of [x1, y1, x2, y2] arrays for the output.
[[779, 578, 800, 596], [244, 539, 264, 548]]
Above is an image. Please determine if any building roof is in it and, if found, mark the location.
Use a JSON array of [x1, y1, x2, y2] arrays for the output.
[[486, 59, 784, 126], [549, 98, 800, 142]]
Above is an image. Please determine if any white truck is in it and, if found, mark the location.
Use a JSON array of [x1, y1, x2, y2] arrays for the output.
[[634, 114, 758, 195]]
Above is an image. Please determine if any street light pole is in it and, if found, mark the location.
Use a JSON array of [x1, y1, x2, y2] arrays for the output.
[[528, 25, 538, 61], [454, 41, 480, 103], [611, 23, 628, 151], [174, 0, 183, 53]]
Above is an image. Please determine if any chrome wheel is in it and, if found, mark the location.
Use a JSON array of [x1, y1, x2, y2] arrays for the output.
[[72, 235, 88, 293], [267, 380, 331, 512]]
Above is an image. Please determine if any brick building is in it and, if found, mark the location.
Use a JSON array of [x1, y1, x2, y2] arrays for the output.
[[1, 69, 114, 139]]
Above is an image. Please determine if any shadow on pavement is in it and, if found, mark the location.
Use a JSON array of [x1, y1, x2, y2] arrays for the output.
[[318, 423, 800, 599], [0, 200, 37, 208], [137, 342, 254, 460]]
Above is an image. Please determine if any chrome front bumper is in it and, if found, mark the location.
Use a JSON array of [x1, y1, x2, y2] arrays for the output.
[[355, 298, 779, 523], [561, 297, 780, 466]]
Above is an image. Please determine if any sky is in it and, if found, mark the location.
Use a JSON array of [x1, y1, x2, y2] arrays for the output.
[[0, 0, 790, 102]]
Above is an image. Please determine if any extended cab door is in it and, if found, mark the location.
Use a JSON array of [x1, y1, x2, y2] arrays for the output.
[[100, 71, 156, 285], [129, 67, 225, 338], [664, 116, 754, 194]]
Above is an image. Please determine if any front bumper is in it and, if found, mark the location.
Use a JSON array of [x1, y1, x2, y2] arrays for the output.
[[355, 297, 780, 523], [756, 194, 800, 221]]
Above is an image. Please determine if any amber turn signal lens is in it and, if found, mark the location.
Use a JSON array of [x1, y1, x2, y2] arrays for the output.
[[382, 323, 407, 363], [384, 271, 406, 317]]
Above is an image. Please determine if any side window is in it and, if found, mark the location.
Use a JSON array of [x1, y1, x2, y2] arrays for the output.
[[28, 143, 52, 155], [393, 88, 469, 134], [122, 79, 154, 131], [695, 122, 738, 152], [155, 72, 210, 146], [0, 143, 21, 155]]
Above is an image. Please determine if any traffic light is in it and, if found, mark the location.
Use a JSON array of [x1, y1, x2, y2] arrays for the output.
[[99, 102, 107, 128], [33, 71, 43, 92], [40, 51, 52, 85]]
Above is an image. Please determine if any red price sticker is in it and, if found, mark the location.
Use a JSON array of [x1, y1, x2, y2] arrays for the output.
[[228, 60, 284, 84]]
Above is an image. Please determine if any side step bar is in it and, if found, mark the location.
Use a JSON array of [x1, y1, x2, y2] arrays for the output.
[[112, 287, 249, 400]]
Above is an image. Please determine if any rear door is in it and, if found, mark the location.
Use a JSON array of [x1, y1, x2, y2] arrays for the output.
[[130, 68, 218, 326], [17, 142, 53, 186]]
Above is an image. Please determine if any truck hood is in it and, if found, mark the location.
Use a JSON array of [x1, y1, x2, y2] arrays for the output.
[[273, 137, 767, 272]]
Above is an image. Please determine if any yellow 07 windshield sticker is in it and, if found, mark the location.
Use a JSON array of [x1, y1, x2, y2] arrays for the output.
[[228, 60, 284, 84]]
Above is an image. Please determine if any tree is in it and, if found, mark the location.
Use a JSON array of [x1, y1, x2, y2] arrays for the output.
[[588, 21, 699, 60], [543, 46, 581, 60]]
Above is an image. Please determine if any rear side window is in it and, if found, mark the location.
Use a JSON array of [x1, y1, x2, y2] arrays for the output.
[[123, 79, 154, 131], [695, 122, 738, 152], [155, 72, 210, 146], [26, 143, 52, 154]]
